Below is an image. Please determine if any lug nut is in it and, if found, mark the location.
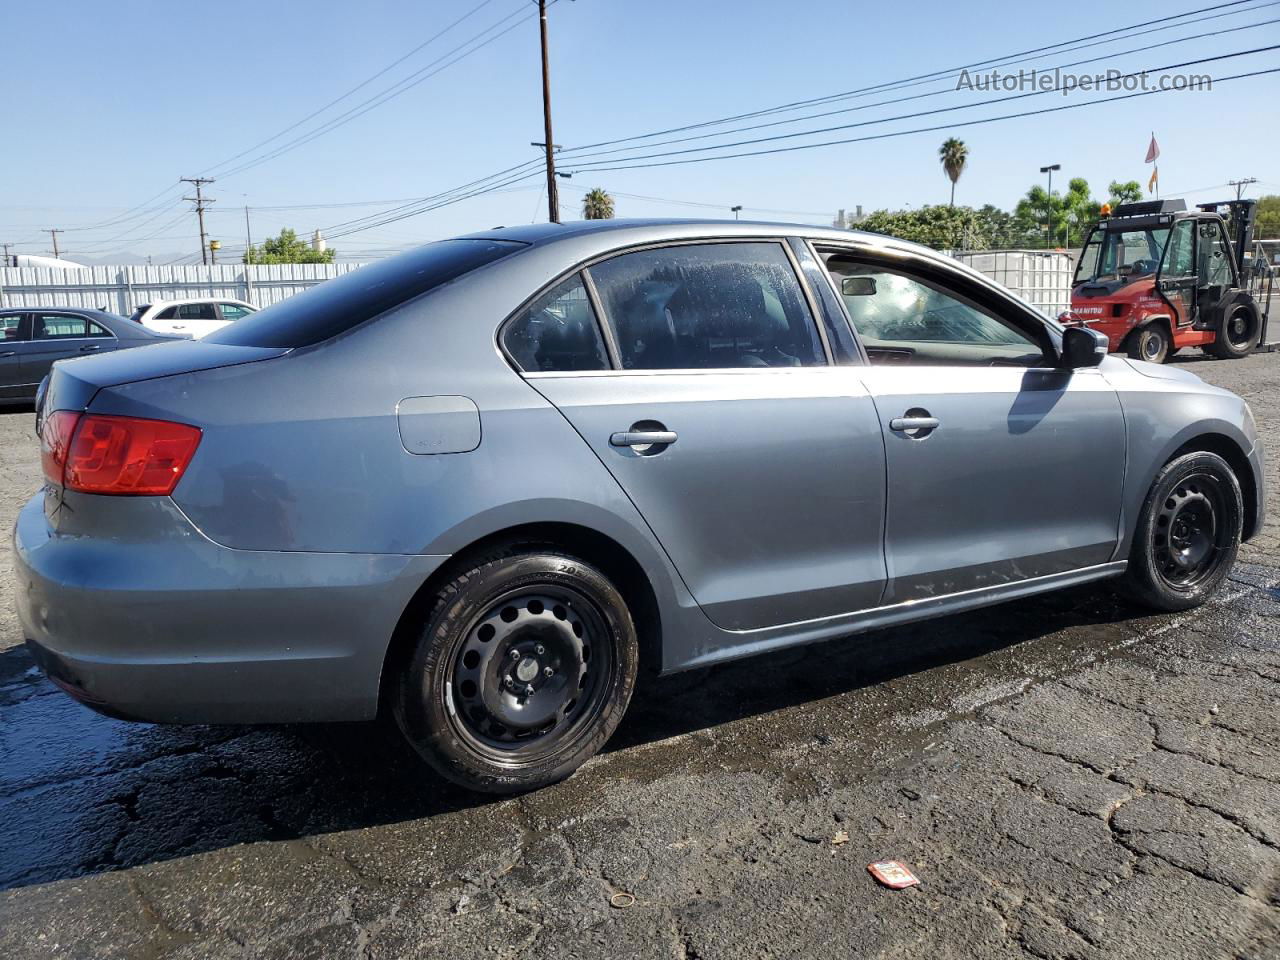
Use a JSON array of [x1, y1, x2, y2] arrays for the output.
[[534, 644, 546, 656], [509, 648, 521, 660], [525, 684, 535, 695], [543, 666, 554, 678]]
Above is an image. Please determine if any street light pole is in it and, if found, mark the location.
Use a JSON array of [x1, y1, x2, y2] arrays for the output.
[[1039, 164, 1060, 249], [537, 0, 560, 224], [731, 205, 743, 220]]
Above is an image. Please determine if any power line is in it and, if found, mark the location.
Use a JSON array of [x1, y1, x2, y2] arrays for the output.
[[562, 0, 1266, 155], [211, 4, 548, 181], [202, 0, 510, 177], [556, 7, 1280, 165], [565, 47, 1280, 172]]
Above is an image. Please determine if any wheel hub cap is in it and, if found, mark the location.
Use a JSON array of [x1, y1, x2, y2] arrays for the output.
[[1153, 477, 1224, 587], [451, 591, 598, 748]]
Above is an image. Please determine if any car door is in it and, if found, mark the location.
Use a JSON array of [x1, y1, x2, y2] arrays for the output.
[[172, 302, 221, 338], [23, 313, 119, 387], [1157, 218, 1197, 328], [814, 243, 1126, 604], [507, 240, 888, 632], [0, 313, 32, 399]]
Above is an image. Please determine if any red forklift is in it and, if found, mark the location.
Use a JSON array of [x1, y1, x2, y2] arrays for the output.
[[1069, 198, 1274, 363]]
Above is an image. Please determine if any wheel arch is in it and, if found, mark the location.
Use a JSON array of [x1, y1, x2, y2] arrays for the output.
[[1122, 315, 1173, 354], [378, 521, 664, 715]]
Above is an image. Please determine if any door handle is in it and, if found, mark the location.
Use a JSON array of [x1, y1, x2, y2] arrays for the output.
[[889, 416, 939, 432], [610, 430, 678, 447], [79, 344, 101, 352], [0, 351, 15, 358]]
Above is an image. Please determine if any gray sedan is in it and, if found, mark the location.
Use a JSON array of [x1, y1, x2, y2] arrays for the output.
[[0, 306, 185, 404], [13, 220, 1264, 793]]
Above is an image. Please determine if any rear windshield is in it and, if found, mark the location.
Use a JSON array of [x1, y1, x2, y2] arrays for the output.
[[204, 238, 526, 348]]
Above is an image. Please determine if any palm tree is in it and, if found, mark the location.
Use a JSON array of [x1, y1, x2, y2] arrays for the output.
[[939, 138, 968, 207], [582, 188, 615, 220]]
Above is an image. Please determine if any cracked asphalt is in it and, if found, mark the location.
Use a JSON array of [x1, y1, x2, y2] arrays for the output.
[[2, 352, 1279, 959]]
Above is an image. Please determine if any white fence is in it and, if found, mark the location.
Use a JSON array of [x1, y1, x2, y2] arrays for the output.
[[0, 263, 362, 315], [950, 250, 1074, 319]]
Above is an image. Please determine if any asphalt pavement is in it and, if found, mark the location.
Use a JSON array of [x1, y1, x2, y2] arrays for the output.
[[1, 353, 1278, 959]]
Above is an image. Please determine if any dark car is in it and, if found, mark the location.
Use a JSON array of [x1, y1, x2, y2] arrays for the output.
[[0, 307, 186, 403]]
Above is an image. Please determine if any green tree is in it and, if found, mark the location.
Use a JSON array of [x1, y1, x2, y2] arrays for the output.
[[858, 204, 985, 250], [244, 228, 336, 265], [1255, 194, 1280, 240], [1107, 180, 1143, 206], [581, 188, 615, 220], [938, 138, 969, 207], [1016, 177, 1094, 248]]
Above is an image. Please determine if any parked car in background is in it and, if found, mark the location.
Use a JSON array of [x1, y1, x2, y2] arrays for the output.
[[0, 307, 186, 404], [17, 220, 1264, 794], [130, 298, 257, 338]]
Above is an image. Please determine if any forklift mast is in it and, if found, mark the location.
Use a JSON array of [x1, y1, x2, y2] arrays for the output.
[[1195, 199, 1257, 274]]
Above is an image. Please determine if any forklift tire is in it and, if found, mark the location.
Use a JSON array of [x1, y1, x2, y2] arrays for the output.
[[1204, 299, 1260, 360], [1126, 323, 1170, 364]]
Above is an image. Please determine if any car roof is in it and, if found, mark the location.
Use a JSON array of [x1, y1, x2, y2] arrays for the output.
[[144, 297, 254, 307]]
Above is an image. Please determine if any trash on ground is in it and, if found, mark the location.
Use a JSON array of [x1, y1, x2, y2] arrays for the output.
[[831, 830, 850, 846], [609, 892, 636, 909], [867, 859, 920, 889]]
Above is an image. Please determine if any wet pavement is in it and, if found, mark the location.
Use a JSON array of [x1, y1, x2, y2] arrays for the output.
[[2, 354, 1279, 959]]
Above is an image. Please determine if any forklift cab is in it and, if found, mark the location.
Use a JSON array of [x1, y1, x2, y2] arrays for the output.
[[1155, 213, 1239, 332]]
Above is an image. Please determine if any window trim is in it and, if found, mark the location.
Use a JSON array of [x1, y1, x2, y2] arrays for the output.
[[496, 236, 834, 376], [811, 240, 1059, 367]]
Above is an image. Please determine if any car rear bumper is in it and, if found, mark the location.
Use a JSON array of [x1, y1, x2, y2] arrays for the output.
[[12, 493, 447, 724]]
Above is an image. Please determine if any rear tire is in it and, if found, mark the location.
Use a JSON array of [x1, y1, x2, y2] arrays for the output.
[[1126, 323, 1170, 364], [1204, 299, 1260, 360], [1120, 451, 1242, 612], [395, 547, 639, 794]]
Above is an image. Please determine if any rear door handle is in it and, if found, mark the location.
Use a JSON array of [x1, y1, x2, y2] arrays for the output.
[[79, 344, 101, 352], [889, 417, 939, 432], [610, 430, 678, 447], [0, 351, 15, 358]]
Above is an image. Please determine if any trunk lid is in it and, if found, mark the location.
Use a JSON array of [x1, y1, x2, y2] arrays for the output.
[[40, 340, 289, 415]]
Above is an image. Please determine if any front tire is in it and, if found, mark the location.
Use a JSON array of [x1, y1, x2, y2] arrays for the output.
[[1121, 451, 1242, 612], [1126, 323, 1170, 364], [395, 547, 639, 794]]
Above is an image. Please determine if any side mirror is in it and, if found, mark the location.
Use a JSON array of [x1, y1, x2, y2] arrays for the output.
[[1059, 325, 1108, 369], [841, 276, 877, 297]]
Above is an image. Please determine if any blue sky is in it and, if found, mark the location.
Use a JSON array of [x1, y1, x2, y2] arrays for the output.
[[3, 0, 1277, 262]]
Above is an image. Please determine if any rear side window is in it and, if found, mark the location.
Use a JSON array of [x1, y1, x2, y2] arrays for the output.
[[177, 303, 218, 320], [206, 239, 525, 348], [503, 275, 609, 372], [587, 242, 826, 370], [34, 314, 95, 339], [156, 306, 178, 320]]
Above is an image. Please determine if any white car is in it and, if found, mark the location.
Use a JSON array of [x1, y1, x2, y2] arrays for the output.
[[129, 298, 257, 338]]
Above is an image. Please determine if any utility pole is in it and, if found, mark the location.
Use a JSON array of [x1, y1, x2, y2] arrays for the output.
[[244, 204, 253, 258], [537, 0, 560, 224], [44, 229, 63, 259], [1229, 178, 1258, 201], [1, 242, 12, 266], [181, 177, 216, 265], [731, 205, 743, 220]]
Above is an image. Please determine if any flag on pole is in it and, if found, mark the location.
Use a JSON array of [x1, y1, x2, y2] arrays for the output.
[[1148, 166, 1159, 194], [1145, 133, 1160, 164]]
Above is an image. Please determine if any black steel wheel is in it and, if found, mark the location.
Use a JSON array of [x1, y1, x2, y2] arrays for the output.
[[1126, 323, 1169, 364], [1121, 451, 1242, 611], [395, 546, 638, 793]]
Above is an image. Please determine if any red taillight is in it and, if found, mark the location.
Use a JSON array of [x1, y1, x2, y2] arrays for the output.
[[40, 410, 82, 487], [42, 413, 202, 496]]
